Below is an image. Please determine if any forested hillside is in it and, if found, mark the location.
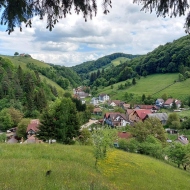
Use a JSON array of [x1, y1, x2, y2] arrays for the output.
[[71, 52, 140, 76], [130, 35, 190, 75], [3, 56, 82, 89], [86, 35, 190, 88], [0, 56, 58, 118]]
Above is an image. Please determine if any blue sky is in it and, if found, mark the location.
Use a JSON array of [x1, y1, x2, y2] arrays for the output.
[[0, 1, 188, 66]]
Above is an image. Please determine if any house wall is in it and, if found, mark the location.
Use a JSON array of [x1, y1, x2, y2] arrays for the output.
[[130, 113, 141, 122]]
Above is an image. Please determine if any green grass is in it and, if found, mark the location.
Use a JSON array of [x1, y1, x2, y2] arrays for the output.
[[0, 144, 190, 190], [97, 74, 190, 101], [2, 55, 51, 70], [111, 57, 130, 66]]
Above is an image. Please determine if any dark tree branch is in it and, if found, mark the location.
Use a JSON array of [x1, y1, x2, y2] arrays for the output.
[[133, 0, 190, 33]]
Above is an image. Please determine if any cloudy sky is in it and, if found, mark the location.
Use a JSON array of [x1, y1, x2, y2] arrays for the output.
[[0, 1, 188, 67]]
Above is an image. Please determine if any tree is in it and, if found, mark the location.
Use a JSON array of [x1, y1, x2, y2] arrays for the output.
[[16, 118, 30, 139], [0, 0, 112, 34], [37, 109, 56, 143], [167, 113, 180, 128], [167, 142, 188, 169], [39, 98, 80, 144], [131, 117, 166, 143], [14, 52, 19, 56], [162, 93, 168, 101], [182, 117, 190, 129], [92, 127, 117, 168], [133, 0, 190, 34], [132, 78, 136, 85], [1, 1, 190, 34], [7, 107, 23, 127], [0, 109, 14, 131]]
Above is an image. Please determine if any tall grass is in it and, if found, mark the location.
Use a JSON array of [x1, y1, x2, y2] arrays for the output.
[[0, 144, 190, 190]]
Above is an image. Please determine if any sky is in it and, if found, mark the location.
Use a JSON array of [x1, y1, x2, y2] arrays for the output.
[[0, 1, 188, 67]]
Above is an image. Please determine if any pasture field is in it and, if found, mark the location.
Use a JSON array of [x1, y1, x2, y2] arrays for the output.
[[0, 143, 190, 190], [97, 74, 190, 101]]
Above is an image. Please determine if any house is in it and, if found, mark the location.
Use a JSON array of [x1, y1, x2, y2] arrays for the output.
[[155, 98, 165, 107], [93, 108, 102, 115], [164, 98, 181, 108], [130, 109, 152, 122], [175, 135, 189, 145], [122, 103, 131, 110], [146, 113, 168, 125], [108, 100, 121, 107], [99, 94, 110, 102], [114, 131, 132, 147], [104, 112, 130, 127], [134, 105, 159, 112], [26, 119, 40, 138], [7, 136, 18, 144], [90, 97, 99, 105]]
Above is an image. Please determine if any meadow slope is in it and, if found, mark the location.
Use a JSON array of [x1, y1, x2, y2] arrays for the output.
[[0, 144, 190, 190], [97, 74, 190, 101]]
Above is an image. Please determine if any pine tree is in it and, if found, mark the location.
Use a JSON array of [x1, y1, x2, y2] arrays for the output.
[[38, 109, 56, 142]]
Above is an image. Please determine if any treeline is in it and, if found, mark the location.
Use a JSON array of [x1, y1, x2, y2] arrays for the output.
[[71, 53, 140, 75], [0, 57, 57, 117], [26, 62, 82, 88]]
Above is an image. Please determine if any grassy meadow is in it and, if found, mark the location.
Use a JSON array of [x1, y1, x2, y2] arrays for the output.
[[97, 74, 190, 101], [111, 57, 129, 66], [0, 143, 190, 190]]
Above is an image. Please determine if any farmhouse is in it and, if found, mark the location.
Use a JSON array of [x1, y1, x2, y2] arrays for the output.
[[104, 112, 130, 128], [164, 98, 181, 108], [130, 109, 152, 122], [26, 119, 40, 138]]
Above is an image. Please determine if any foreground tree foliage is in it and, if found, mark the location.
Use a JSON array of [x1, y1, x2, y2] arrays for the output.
[[38, 97, 80, 144], [1, 1, 190, 34]]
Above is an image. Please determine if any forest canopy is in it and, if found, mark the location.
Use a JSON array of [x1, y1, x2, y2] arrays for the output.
[[0, 0, 190, 34]]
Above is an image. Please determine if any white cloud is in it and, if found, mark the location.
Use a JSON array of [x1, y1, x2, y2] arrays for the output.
[[0, 0, 188, 66]]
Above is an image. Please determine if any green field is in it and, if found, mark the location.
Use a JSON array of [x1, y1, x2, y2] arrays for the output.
[[111, 57, 130, 66], [0, 143, 190, 190], [2, 55, 51, 70], [97, 74, 190, 101]]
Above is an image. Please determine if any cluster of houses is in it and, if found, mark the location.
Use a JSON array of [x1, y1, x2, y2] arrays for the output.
[[89, 93, 188, 145], [6, 119, 42, 144]]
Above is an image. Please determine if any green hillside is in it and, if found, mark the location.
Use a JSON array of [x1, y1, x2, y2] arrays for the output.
[[97, 74, 190, 101], [0, 144, 190, 190], [1, 55, 51, 70], [111, 57, 130, 66], [1, 55, 65, 94]]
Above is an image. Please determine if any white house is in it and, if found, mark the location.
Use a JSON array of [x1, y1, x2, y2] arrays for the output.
[[90, 97, 99, 105], [99, 94, 110, 102]]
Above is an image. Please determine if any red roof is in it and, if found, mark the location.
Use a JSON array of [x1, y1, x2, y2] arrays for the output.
[[26, 123, 39, 132], [118, 132, 131, 139], [134, 109, 152, 120], [164, 98, 174, 105], [135, 105, 157, 109]]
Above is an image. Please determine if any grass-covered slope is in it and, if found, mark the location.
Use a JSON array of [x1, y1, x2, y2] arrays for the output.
[[0, 144, 190, 190], [97, 74, 190, 101]]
